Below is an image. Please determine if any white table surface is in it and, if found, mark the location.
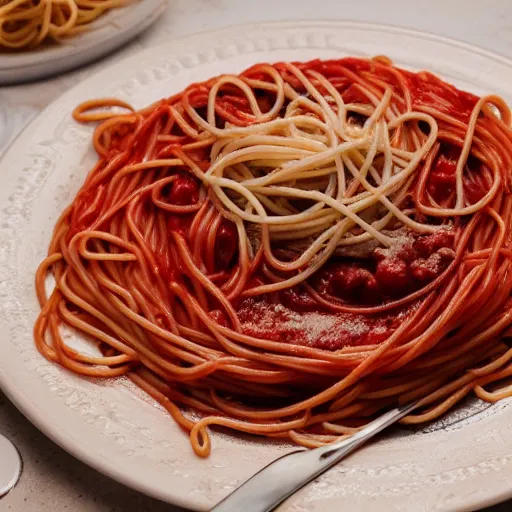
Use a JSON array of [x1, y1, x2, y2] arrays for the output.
[[2, 1, 512, 510]]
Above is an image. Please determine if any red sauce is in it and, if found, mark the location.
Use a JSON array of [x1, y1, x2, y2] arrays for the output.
[[328, 265, 380, 304], [409, 249, 454, 284], [214, 221, 238, 270], [405, 71, 477, 120], [375, 258, 411, 296], [281, 57, 479, 121], [318, 230, 455, 306], [464, 181, 487, 204], [413, 230, 454, 258], [163, 174, 200, 238], [233, 229, 456, 351], [427, 146, 488, 205], [428, 153, 457, 198], [342, 84, 371, 105], [237, 298, 413, 350], [281, 286, 325, 312], [209, 309, 229, 327], [168, 174, 199, 206], [167, 215, 191, 238]]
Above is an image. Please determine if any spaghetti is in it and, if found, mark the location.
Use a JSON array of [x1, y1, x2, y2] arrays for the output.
[[0, 0, 130, 49], [35, 56, 512, 457]]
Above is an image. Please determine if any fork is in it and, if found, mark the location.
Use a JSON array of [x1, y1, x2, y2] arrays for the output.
[[211, 401, 419, 512]]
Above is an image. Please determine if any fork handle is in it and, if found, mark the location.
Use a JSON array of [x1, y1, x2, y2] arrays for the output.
[[211, 402, 419, 512]]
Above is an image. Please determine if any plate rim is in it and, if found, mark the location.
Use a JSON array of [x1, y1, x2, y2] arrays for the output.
[[2, 20, 512, 512]]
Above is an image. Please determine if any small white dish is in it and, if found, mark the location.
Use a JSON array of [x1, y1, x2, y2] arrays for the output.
[[0, 0, 166, 85]]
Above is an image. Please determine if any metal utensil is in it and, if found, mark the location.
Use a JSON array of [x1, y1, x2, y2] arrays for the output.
[[0, 434, 22, 498], [211, 401, 419, 512]]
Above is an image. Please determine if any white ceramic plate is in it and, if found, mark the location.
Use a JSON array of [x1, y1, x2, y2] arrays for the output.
[[1, 21, 512, 512], [0, 0, 166, 85]]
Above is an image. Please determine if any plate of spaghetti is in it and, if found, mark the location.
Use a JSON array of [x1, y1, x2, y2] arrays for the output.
[[2, 21, 512, 512], [0, 0, 166, 84]]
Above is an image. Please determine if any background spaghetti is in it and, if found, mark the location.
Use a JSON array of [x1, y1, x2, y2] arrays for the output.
[[0, 0, 130, 49], [35, 56, 512, 457]]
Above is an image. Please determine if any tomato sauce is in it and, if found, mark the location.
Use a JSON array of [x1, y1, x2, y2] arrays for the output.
[[237, 299, 413, 350], [236, 229, 455, 351]]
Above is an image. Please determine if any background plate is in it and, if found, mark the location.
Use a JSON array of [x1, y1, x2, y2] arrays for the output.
[[1, 21, 512, 512], [0, 0, 166, 85]]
